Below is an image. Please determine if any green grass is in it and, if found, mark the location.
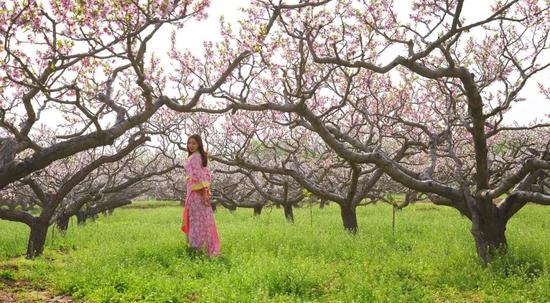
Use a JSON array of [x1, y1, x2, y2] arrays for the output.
[[0, 218, 29, 260], [1, 202, 550, 302]]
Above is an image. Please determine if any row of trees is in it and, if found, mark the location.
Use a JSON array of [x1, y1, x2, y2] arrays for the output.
[[205, 0, 550, 264], [0, 0, 292, 258], [1, 0, 549, 265]]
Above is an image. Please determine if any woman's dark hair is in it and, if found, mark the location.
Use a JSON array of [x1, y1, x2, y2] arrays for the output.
[[187, 134, 208, 167]]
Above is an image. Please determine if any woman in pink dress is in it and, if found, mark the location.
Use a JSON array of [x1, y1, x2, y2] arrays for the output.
[[181, 134, 220, 256]]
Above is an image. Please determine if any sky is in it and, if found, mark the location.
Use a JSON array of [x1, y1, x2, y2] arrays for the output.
[[148, 0, 549, 126], [18, 0, 550, 134]]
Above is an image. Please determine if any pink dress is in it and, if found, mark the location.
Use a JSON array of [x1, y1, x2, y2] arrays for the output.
[[181, 152, 220, 256]]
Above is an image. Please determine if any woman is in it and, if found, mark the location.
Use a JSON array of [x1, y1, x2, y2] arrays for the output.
[[181, 134, 220, 256]]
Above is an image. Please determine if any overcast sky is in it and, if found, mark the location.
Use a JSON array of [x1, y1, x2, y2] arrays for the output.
[[29, 0, 546, 128], [147, 0, 549, 126]]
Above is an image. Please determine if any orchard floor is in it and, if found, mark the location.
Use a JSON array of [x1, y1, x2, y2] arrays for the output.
[[1, 201, 550, 303]]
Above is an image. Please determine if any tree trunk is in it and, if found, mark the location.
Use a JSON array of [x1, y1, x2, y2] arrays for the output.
[[56, 214, 70, 233], [253, 205, 263, 216], [320, 198, 327, 209], [26, 220, 49, 259], [340, 204, 358, 234], [283, 204, 294, 223], [470, 211, 508, 265], [76, 210, 87, 225]]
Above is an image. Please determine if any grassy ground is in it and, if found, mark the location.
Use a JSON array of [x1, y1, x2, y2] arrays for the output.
[[1, 201, 549, 302]]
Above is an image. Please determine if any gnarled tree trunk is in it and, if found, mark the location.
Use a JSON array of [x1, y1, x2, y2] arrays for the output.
[[76, 210, 87, 225], [56, 214, 70, 233], [253, 205, 263, 216], [26, 219, 49, 259], [470, 208, 508, 265], [340, 203, 358, 234]]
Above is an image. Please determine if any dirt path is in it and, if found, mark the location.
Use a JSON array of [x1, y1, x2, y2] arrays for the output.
[[0, 263, 84, 303], [0, 279, 77, 302]]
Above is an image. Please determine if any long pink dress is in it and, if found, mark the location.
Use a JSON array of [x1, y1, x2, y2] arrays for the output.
[[181, 152, 220, 256]]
